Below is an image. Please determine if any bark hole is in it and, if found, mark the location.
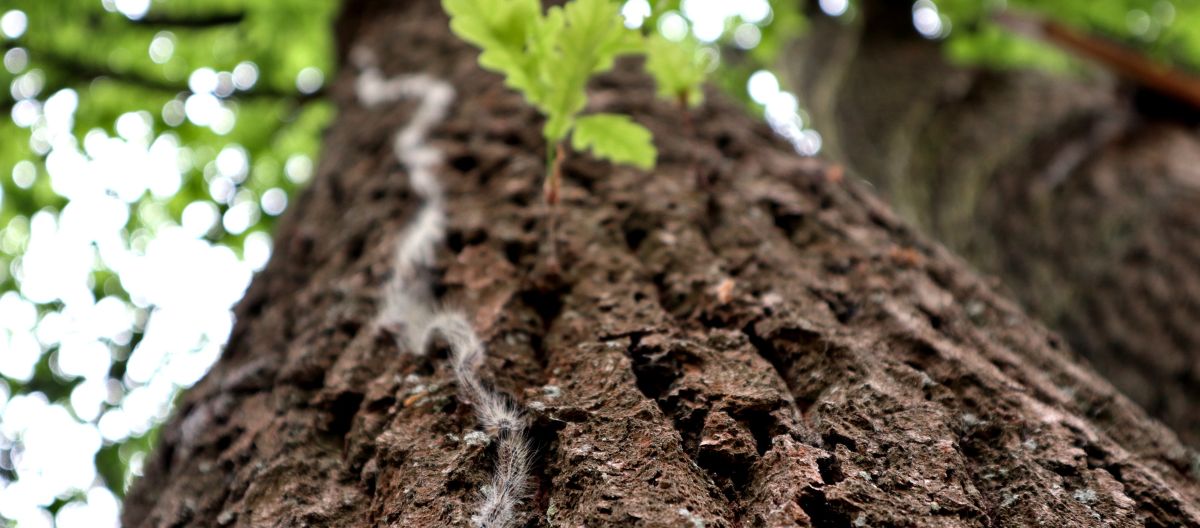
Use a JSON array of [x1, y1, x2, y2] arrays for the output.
[[450, 153, 478, 174], [325, 391, 365, 440], [799, 489, 856, 528]]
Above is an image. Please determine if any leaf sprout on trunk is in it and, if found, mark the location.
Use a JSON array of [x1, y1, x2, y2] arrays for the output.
[[443, 0, 709, 256]]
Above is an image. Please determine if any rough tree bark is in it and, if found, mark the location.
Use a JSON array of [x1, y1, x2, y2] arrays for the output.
[[787, 0, 1200, 447], [123, 0, 1200, 526]]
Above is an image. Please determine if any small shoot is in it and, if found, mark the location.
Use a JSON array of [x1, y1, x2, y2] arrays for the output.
[[644, 32, 712, 111], [443, 0, 658, 209], [644, 31, 712, 185]]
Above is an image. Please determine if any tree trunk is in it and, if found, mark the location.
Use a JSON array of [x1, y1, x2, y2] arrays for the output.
[[122, 1, 1200, 526], [787, 1, 1200, 448]]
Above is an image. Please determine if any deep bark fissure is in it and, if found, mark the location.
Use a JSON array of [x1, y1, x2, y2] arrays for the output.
[[613, 159, 838, 526]]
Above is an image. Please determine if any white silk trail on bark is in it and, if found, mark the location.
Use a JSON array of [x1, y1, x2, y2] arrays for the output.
[[355, 51, 531, 528]]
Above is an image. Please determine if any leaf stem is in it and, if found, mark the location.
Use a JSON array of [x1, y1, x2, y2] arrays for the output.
[[544, 142, 564, 206], [678, 90, 705, 189], [544, 142, 565, 269], [678, 90, 694, 137]]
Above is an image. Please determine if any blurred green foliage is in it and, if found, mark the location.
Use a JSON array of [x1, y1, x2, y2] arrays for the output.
[[0, 0, 336, 241], [640, 0, 806, 109], [1, 0, 336, 522], [936, 0, 1200, 72]]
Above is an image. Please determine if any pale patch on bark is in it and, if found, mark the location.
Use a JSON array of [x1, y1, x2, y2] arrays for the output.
[[354, 48, 531, 528]]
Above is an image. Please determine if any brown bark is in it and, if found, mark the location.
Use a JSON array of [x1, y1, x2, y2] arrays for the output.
[[123, 1, 1200, 526], [788, 1, 1200, 448]]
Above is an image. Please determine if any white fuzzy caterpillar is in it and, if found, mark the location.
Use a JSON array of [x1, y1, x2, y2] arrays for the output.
[[354, 49, 531, 528]]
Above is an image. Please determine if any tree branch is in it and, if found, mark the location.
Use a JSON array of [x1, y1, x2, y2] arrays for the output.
[[995, 10, 1200, 110], [1, 42, 325, 106], [128, 11, 247, 28]]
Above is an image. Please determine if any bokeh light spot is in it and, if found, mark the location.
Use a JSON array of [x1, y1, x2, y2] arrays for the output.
[[12, 160, 36, 189], [819, 0, 849, 17], [189, 67, 219, 95], [658, 12, 690, 42], [747, 70, 779, 105], [114, 0, 150, 20], [621, 0, 651, 28], [912, 0, 943, 39], [233, 62, 259, 91], [0, 10, 28, 39], [296, 67, 324, 94], [261, 188, 288, 216], [733, 23, 761, 49], [4, 47, 28, 73], [148, 32, 175, 64], [181, 201, 219, 237], [285, 154, 313, 184]]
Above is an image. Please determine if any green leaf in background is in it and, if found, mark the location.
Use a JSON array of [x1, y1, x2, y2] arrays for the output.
[[645, 32, 711, 106], [936, 0, 1200, 74]]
